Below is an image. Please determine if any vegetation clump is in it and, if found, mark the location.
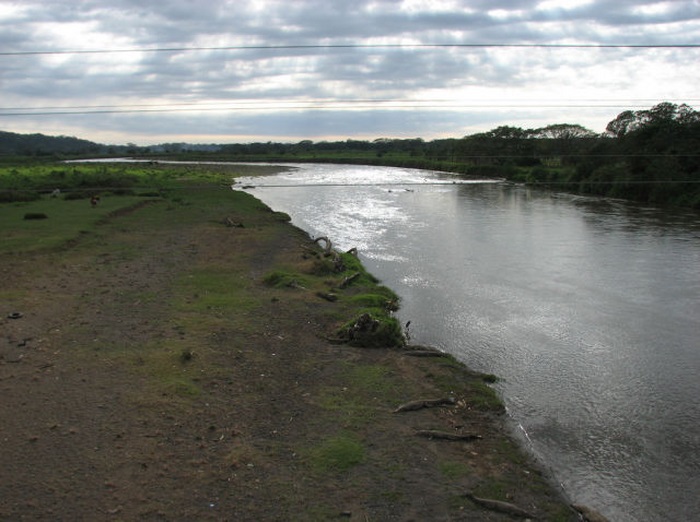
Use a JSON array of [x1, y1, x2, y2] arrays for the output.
[[263, 269, 308, 289], [23, 212, 48, 220]]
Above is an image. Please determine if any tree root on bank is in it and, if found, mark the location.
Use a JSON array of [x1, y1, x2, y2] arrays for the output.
[[415, 430, 481, 442], [393, 397, 456, 413], [402, 349, 448, 358], [340, 272, 361, 288], [347, 312, 379, 339], [316, 291, 338, 302], [464, 493, 536, 519], [314, 236, 333, 255], [223, 217, 244, 228]]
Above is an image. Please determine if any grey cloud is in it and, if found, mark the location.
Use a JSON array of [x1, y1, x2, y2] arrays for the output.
[[1, 0, 698, 144]]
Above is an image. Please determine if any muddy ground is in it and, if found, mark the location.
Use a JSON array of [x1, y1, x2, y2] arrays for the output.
[[0, 186, 578, 521]]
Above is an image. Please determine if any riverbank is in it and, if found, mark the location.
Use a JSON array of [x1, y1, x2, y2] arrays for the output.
[[0, 165, 577, 520]]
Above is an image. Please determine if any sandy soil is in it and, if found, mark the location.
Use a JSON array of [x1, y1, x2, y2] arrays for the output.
[[0, 192, 577, 521]]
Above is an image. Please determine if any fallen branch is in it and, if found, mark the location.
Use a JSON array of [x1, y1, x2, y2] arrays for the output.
[[415, 430, 481, 442], [223, 217, 244, 228], [314, 236, 333, 255], [316, 292, 338, 302], [403, 349, 448, 358], [340, 272, 361, 288], [464, 493, 536, 519], [393, 397, 455, 413], [332, 252, 345, 272]]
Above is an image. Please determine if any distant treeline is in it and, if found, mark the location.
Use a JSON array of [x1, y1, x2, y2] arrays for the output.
[[209, 103, 700, 208], [2, 102, 699, 208]]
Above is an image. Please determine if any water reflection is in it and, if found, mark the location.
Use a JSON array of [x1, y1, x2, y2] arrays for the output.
[[239, 164, 700, 522]]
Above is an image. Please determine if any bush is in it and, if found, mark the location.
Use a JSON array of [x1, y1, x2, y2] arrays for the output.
[[342, 313, 405, 348], [23, 212, 48, 220]]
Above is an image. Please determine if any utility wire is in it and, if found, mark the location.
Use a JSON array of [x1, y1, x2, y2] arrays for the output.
[[2, 42, 700, 57], [5, 98, 696, 112], [2, 102, 698, 117]]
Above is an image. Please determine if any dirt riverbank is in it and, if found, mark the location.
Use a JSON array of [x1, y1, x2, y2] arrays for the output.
[[0, 178, 578, 520]]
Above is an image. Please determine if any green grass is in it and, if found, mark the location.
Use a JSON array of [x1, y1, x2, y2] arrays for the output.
[[0, 195, 156, 253], [439, 460, 471, 479], [317, 363, 402, 428], [306, 433, 365, 473], [263, 269, 310, 289]]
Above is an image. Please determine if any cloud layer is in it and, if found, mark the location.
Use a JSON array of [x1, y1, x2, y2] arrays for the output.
[[1, 0, 699, 144]]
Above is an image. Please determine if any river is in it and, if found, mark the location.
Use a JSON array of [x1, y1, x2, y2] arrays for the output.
[[235, 163, 700, 522]]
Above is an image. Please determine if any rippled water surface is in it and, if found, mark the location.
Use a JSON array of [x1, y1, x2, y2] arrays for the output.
[[238, 163, 700, 522]]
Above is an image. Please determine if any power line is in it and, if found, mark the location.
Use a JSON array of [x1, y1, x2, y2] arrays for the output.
[[2, 102, 698, 117], [6, 98, 693, 112], [2, 42, 699, 57]]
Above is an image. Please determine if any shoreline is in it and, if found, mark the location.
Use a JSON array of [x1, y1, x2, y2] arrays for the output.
[[0, 169, 582, 519]]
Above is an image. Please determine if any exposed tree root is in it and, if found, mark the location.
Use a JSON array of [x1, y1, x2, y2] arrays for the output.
[[393, 397, 455, 413], [464, 493, 536, 519], [340, 272, 361, 288], [402, 349, 448, 358], [316, 291, 338, 302], [415, 430, 481, 442], [223, 217, 244, 228], [313, 236, 333, 255]]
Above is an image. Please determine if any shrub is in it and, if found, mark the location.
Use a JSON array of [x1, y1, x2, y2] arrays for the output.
[[23, 212, 48, 220]]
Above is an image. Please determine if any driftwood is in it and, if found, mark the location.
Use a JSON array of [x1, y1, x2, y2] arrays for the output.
[[316, 292, 338, 302], [223, 217, 244, 228], [393, 397, 455, 413], [403, 349, 448, 358], [572, 504, 610, 522], [464, 493, 536, 519], [347, 313, 379, 340], [313, 236, 333, 255], [340, 272, 361, 288], [346, 247, 358, 256], [332, 252, 345, 272], [415, 430, 481, 442]]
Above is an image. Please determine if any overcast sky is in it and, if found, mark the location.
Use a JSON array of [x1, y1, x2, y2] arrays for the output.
[[1, 0, 699, 145]]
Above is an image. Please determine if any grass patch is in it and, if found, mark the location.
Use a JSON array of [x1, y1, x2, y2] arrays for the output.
[[469, 381, 505, 413], [263, 269, 309, 289], [176, 270, 258, 313], [422, 356, 505, 413], [132, 341, 202, 399], [347, 287, 399, 311], [472, 478, 509, 500], [439, 460, 471, 479], [340, 313, 405, 348], [0, 195, 155, 253], [317, 363, 402, 428], [306, 433, 365, 473]]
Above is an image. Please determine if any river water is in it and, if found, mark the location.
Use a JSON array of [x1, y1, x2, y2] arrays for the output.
[[236, 163, 700, 522]]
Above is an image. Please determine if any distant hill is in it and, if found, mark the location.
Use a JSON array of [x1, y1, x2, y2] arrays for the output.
[[0, 130, 225, 157], [0, 130, 106, 156]]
